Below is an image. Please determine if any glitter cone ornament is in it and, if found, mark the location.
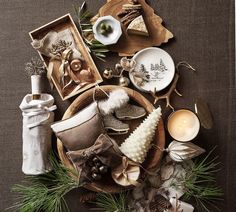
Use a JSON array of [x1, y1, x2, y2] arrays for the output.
[[119, 107, 162, 163]]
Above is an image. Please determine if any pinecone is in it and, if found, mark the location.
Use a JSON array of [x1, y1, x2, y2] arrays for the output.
[[149, 194, 171, 212], [79, 192, 97, 203]]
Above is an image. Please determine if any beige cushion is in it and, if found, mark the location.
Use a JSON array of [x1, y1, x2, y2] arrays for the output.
[[51, 102, 105, 151]]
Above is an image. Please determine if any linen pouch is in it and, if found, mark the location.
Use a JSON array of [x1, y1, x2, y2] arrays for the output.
[[19, 94, 57, 175], [51, 102, 105, 151], [67, 133, 123, 181]]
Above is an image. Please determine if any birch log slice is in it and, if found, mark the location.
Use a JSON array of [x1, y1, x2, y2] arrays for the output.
[[57, 85, 165, 193]]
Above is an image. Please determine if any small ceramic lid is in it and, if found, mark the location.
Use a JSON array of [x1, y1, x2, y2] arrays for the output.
[[93, 15, 122, 46]]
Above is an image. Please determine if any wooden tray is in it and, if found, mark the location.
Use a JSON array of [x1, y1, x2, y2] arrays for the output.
[[97, 0, 173, 56], [57, 85, 165, 193], [29, 14, 103, 101]]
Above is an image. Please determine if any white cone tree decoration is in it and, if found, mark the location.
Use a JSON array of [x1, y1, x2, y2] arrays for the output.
[[120, 107, 162, 163]]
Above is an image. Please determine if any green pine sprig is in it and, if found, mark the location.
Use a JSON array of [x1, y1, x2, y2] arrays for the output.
[[74, 1, 109, 62], [172, 148, 223, 212], [95, 192, 129, 212], [8, 152, 81, 212]]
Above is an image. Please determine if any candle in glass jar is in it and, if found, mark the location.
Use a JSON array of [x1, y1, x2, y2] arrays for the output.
[[167, 109, 200, 142]]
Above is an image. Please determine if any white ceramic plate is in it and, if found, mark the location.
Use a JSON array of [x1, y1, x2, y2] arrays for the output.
[[130, 47, 175, 92]]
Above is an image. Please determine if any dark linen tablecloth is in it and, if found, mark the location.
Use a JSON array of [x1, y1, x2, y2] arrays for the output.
[[0, 0, 235, 211]]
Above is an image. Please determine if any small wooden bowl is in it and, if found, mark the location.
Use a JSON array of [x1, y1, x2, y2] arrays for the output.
[[57, 85, 165, 193]]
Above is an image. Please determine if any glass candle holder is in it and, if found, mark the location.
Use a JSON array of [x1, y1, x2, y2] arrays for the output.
[[167, 109, 200, 142]]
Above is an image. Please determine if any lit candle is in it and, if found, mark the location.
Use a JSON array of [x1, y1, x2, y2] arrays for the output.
[[167, 109, 200, 142]]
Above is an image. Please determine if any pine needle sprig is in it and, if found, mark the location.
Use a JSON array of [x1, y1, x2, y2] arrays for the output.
[[73, 1, 109, 62], [173, 148, 223, 212], [95, 192, 129, 212], [9, 152, 81, 212]]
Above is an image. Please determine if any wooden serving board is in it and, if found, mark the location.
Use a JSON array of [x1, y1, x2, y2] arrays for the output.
[[57, 85, 165, 193], [98, 0, 174, 56], [29, 14, 103, 101]]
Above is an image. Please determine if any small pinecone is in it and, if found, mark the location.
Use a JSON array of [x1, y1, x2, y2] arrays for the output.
[[79, 192, 97, 203], [88, 156, 109, 181], [149, 194, 171, 212]]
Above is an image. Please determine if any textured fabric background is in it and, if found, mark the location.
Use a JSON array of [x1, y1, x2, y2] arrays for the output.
[[0, 0, 235, 211]]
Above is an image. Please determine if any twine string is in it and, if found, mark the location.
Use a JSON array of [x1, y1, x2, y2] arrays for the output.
[[176, 61, 196, 73], [92, 84, 109, 102]]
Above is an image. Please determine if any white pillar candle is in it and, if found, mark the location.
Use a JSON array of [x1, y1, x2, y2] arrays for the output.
[[31, 75, 41, 95], [167, 109, 200, 142]]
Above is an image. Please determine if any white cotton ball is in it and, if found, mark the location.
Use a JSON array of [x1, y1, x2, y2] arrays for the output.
[[98, 89, 129, 115]]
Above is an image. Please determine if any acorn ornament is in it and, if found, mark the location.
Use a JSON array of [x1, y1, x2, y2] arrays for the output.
[[119, 76, 130, 87], [119, 107, 162, 163], [103, 68, 114, 79], [102, 57, 136, 87]]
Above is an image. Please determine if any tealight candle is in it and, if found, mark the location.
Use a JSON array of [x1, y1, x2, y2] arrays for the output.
[[167, 109, 200, 142]]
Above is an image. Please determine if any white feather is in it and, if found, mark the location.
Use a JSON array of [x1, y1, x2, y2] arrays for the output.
[[98, 89, 129, 115]]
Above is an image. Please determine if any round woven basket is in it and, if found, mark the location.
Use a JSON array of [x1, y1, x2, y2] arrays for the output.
[[57, 85, 165, 193]]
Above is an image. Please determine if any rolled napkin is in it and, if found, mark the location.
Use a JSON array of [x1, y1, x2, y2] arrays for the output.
[[112, 156, 140, 186]]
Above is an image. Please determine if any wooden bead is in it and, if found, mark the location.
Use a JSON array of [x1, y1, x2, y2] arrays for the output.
[[91, 166, 99, 173], [70, 59, 82, 72], [99, 166, 108, 174], [92, 173, 102, 180], [79, 68, 93, 82], [92, 157, 99, 163]]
